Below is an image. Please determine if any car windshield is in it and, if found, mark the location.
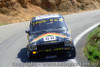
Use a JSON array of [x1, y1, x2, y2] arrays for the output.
[[31, 18, 66, 33]]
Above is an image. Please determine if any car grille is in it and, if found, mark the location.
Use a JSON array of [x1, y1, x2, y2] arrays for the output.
[[37, 42, 65, 50]]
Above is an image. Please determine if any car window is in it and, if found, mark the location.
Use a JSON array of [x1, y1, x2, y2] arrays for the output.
[[31, 18, 66, 32]]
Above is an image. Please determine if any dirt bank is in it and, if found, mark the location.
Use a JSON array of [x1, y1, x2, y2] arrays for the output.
[[0, 0, 100, 24]]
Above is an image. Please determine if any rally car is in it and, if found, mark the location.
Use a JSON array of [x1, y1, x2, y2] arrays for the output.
[[25, 14, 76, 59]]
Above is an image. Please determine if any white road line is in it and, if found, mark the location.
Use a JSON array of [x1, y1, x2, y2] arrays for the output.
[[71, 22, 100, 67], [70, 59, 81, 67], [74, 22, 100, 45]]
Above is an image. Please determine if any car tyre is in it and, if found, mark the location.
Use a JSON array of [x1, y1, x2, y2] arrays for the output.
[[71, 47, 76, 58], [27, 50, 33, 60]]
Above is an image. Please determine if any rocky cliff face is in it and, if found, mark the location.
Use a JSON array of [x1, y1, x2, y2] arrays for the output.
[[0, 0, 100, 12], [0, 0, 100, 24], [40, 0, 100, 11]]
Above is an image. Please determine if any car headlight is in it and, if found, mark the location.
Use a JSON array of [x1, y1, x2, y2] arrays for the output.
[[64, 40, 71, 46], [30, 42, 37, 50], [30, 45, 37, 50]]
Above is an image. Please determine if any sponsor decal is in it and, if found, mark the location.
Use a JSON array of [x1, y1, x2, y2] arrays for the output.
[[44, 41, 57, 43], [39, 47, 65, 52], [35, 14, 59, 20], [33, 18, 63, 25]]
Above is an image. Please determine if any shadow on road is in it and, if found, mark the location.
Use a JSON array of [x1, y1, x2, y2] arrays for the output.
[[17, 48, 69, 63]]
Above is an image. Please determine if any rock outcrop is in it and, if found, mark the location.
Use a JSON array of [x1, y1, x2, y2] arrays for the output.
[[0, 0, 100, 24], [0, 0, 100, 12]]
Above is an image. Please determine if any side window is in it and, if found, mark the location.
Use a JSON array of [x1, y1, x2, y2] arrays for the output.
[[29, 19, 34, 32], [63, 21, 67, 28]]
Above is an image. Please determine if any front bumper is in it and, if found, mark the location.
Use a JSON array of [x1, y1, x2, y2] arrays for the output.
[[29, 45, 75, 58]]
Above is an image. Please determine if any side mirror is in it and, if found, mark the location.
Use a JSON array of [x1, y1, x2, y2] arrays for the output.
[[25, 30, 30, 34]]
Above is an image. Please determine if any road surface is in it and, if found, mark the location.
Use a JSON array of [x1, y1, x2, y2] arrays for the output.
[[0, 10, 100, 67]]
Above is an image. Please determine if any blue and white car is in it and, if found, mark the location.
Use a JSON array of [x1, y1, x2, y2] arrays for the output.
[[25, 14, 76, 59]]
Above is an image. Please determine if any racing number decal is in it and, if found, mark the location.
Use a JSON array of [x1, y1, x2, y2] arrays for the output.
[[44, 36, 56, 41]]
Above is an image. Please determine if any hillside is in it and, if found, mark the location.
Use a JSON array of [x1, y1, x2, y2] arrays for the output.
[[0, 0, 100, 24], [84, 26, 100, 66]]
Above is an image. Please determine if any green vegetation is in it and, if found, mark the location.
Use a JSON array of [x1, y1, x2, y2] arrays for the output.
[[84, 25, 100, 66], [0, 23, 8, 26], [0, 24, 4, 26]]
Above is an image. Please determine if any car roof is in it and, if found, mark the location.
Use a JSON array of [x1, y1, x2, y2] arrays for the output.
[[32, 14, 63, 22]]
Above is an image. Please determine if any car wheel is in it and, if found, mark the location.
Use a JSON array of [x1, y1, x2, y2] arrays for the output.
[[27, 50, 33, 60], [71, 48, 76, 58]]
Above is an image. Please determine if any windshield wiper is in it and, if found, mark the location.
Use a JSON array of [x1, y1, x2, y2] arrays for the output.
[[34, 30, 47, 34], [54, 27, 62, 29], [41, 30, 47, 32]]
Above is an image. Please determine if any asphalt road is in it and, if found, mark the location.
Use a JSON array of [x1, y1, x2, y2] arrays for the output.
[[0, 10, 100, 67]]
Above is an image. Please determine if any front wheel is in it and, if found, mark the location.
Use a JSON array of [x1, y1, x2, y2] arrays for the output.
[[27, 50, 33, 60], [70, 48, 76, 58]]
